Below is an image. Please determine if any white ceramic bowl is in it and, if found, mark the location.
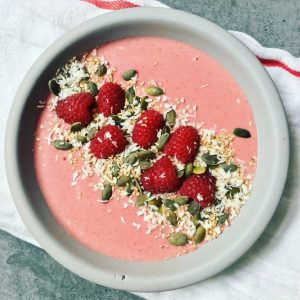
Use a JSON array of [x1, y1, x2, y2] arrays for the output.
[[5, 8, 289, 292]]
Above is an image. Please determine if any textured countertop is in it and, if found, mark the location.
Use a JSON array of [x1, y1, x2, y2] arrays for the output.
[[1, 0, 299, 299]]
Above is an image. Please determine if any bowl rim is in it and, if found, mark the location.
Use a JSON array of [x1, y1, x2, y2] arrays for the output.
[[5, 7, 289, 292]]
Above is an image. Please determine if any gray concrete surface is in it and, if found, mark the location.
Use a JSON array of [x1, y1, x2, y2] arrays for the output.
[[1, 1, 299, 299]]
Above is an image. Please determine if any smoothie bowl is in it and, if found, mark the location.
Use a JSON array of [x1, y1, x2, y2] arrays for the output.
[[5, 8, 289, 291]]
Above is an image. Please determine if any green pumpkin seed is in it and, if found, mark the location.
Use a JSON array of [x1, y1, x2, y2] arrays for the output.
[[140, 96, 148, 110], [185, 163, 194, 177], [102, 183, 112, 201], [124, 153, 138, 165], [193, 226, 206, 243], [166, 109, 176, 126], [162, 125, 170, 134], [111, 115, 124, 126], [145, 86, 164, 96], [134, 178, 143, 194], [136, 150, 156, 160], [233, 128, 251, 138], [221, 163, 238, 173], [88, 81, 99, 96], [167, 211, 178, 226], [217, 213, 229, 225], [123, 69, 137, 81], [193, 165, 206, 175], [87, 127, 98, 140], [188, 201, 200, 215], [95, 64, 107, 77], [125, 86, 135, 104], [117, 175, 131, 187], [77, 135, 88, 144], [174, 196, 189, 206], [169, 232, 188, 246], [226, 186, 240, 199], [126, 179, 135, 196], [139, 161, 152, 170], [53, 140, 73, 150], [177, 169, 185, 178], [111, 161, 120, 177], [156, 133, 170, 151], [148, 198, 162, 207], [201, 153, 220, 166], [48, 79, 61, 96], [163, 199, 177, 211], [135, 194, 148, 206], [191, 214, 200, 226], [70, 122, 83, 133]]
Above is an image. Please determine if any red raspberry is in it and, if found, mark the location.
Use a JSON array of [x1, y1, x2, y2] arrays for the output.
[[179, 173, 216, 208], [97, 82, 125, 117], [141, 157, 180, 194], [132, 110, 164, 149], [90, 125, 128, 159], [163, 126, 200, 164], [56, 92, 95, 125]]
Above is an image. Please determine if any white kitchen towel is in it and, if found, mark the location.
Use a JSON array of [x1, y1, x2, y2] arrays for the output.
[[0, 0, 299, 299]]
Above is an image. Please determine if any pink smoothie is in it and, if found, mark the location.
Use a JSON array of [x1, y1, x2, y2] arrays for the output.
[[34, 36, 257, 261]]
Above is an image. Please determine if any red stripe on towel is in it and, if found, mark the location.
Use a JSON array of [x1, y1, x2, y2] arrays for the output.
[[82, 0, 139, 9]]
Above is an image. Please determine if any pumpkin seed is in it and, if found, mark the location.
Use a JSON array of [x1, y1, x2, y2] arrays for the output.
[[193, 165, 206, 175], [148, 198, 162, 207], [193, 226, 206, 243], [134, 178, 143, 194], [87, 127, 98, 140], [125, 86, 135, 104], [221, 163, 238, 173], [226, 186, 240, 199], [136, 150, 156, 160], [126, 179, 135, 196], [70, 122, 83, 133], [166, 109, 176, 126], [117, 175, 131, 187], [111, 161, 120, 177], [217, 213, 229, 225], [156, 133, 169, 151], [140, 96, 148, 110], [163, 199, 177, 211], [201, 153, 220, 166], [53, 140, 73, 150], [48, 79, 60, 96], [162, 125, 170, 134], [135, 194, 148, 206], [188, 201, 200, 215], [168, 232, 188, 246], [95, 64, 107, 77], [185, 163, 194, 177], [145, 86, 164, 96], [174, 196, 189, 206], [233, 128, 251, 138], [177, 169, 185, 178], [111, 115, 124, 126], [77, 135, 88, 144], [167, 211, 178, 226], [102, 183, 112, 201], [88, 81, 99, 96], [124, 153, 138, 165], [123, 69, 137, 81], [191, 214, 200, 226], [139, 161, 152, 170]]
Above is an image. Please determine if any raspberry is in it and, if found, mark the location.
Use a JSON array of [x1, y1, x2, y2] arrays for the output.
[[141, 157, 180, 194], [132, 110, 164, 149], [90, 125, 128, 159], [97, 82, 125, 117], [56, 92, 95, 125], [163, 126, 200, 164], [179, 173, 216, 208]]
